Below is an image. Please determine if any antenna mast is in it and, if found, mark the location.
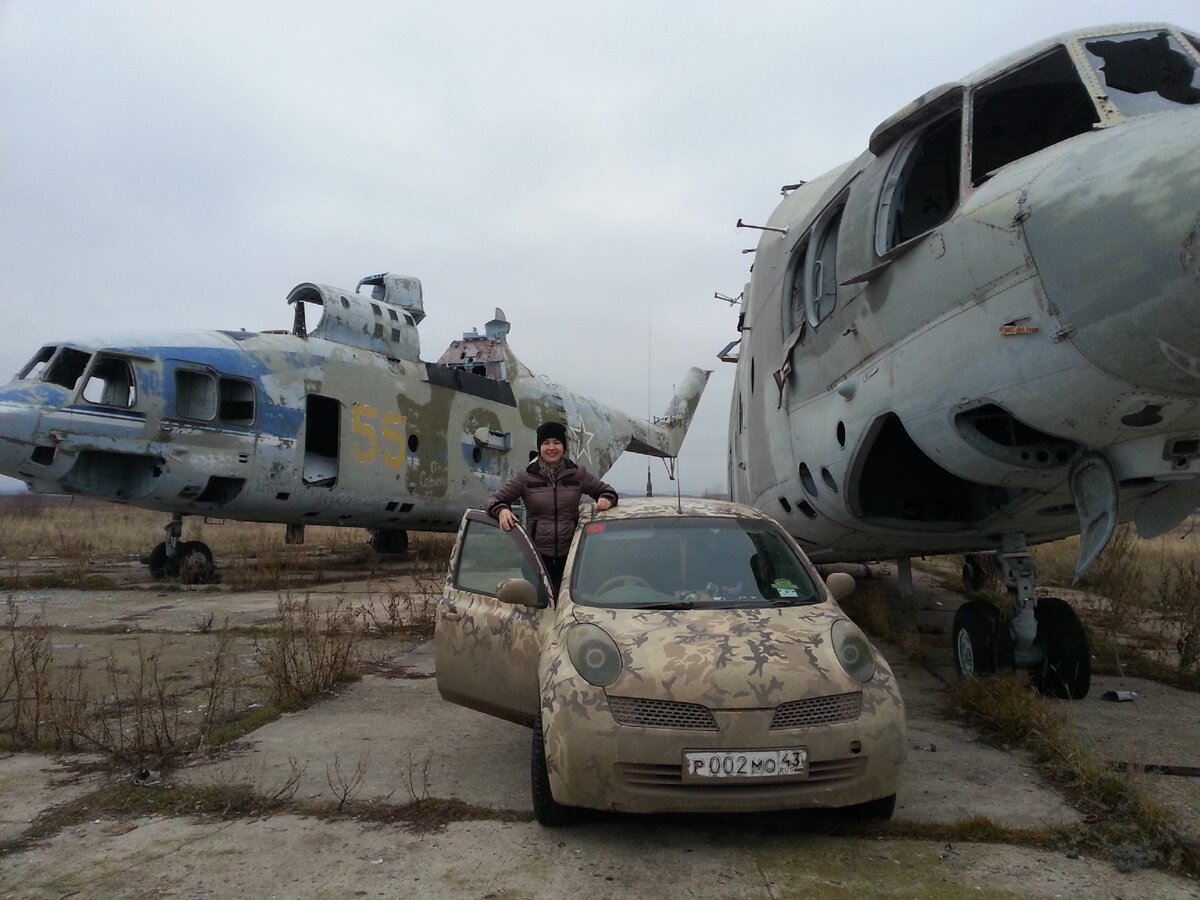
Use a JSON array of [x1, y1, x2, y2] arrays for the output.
[[646, 294, 653, 497]]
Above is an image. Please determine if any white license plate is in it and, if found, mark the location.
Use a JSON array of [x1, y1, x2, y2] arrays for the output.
[[682, 748, 807, 782]]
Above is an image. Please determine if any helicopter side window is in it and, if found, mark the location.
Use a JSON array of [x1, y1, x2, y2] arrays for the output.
[[782, 236, 810, 337], [805, 197, 846, 327], [971, 47, 1099, 186], [44, 348, 92, 390], [176, 370, 217, 421], [81, 356, 136, 408], [876, 110, 961, 253], [1084, 30, 1200, 116], [219, 377, 255, 426]]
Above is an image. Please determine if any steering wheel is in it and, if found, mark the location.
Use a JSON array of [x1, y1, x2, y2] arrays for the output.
[[595, 574, 652, 595]]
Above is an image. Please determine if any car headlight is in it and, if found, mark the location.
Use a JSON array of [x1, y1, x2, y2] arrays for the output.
[[831, 618, 876, 682], [567, 623, 622, 687]]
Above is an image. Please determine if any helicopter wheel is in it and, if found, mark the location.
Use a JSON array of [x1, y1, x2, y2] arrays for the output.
[[1034, 597, 1091, 699], [962, 553, 1000, 593], [370, 529, 409, 555], [952, 599, 1004, 679], [177, 541, 216, 584], [147, 542, 172, 578]]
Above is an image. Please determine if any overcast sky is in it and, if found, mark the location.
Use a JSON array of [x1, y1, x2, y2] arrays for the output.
[[2, 1, 1198, 497]]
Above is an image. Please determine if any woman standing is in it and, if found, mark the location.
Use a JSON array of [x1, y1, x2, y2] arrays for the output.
[[486, 421, 617, 592]]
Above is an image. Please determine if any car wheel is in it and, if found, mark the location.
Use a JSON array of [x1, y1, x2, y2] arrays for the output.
[[842, 793, 896, 821], [952, 599, 1004, 678], [531, 715, 574, 827], [1034, 597, 1091, 700]]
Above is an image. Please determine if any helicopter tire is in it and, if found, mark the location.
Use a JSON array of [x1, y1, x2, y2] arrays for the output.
[[147, 542, 173, 578], [962, 553, 1000, 593], [177, 541, 216, 585], [1034, 597, 1091, 700], [953, 599, 1004, 679], [370, 529, 409, 555]]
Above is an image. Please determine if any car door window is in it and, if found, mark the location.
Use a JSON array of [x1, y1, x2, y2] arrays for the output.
[[453, 515, 548, 602]]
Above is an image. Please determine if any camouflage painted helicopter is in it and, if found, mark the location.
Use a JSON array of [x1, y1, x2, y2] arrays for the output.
[[723, 23, 1200, 698], [0, 272, 709, 577]]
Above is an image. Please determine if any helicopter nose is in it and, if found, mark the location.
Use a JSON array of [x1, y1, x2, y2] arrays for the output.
[[0, 390, 43, 477], [1023, 110, 1200, 396]]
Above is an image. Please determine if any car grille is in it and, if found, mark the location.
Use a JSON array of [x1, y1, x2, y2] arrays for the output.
[[607, 695, 718, 731], [606, 690, 862, 732], [770, 691, 862, 730]]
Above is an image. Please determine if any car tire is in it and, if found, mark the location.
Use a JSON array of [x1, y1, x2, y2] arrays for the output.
[[842, 793, 896, 821], [531, 715, 574, 827]]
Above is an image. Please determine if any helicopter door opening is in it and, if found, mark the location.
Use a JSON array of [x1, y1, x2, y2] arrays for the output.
[[303, 394, 340, 487]]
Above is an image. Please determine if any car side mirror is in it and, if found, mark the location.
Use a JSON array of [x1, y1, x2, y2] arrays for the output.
[[497, 577, 542, 607], [825, 572, 856, 601]]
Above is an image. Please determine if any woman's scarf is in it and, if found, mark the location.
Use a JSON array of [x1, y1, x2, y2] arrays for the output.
[[538, 458, 566, 483]]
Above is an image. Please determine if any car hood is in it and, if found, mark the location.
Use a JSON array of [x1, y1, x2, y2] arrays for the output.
[[570, 603, 858, 709]]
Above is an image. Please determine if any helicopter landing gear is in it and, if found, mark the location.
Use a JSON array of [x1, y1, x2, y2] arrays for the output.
[[1033, 596, 1091, 699], [145, 515, 215, 584], [952, 599, 1006, 677], [370, 529, 409, 555], [952, 535, 1091, 700]]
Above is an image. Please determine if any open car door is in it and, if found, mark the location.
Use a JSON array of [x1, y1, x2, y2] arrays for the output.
[[435, 509, 554, 727]]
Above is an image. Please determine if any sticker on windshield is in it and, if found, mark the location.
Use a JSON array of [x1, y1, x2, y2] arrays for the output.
[[772, 579, 799, 598], [586, 523, 607, 534]]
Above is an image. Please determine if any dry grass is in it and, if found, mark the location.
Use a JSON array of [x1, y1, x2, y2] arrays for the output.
[[0, 494, 456, 591], [256, 595, 361, 710], [950, 674, 1195, 874], [0, 598, 250, 765], [838, 580, 893, 640]]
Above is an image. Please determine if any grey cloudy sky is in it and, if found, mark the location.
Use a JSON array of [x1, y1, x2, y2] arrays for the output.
[[2, 1, 1198, 496]]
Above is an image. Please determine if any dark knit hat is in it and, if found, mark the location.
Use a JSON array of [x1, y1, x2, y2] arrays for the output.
[[536, 421, 568, 447]]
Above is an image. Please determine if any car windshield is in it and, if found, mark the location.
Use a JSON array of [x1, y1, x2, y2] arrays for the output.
[[570, 516, 820, 609]]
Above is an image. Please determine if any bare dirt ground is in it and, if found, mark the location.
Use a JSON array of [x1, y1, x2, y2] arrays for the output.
[[2, 558, 1199, 898]]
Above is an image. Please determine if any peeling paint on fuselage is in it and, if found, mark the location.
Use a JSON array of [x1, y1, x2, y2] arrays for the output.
[[0, 306, 711, 538]]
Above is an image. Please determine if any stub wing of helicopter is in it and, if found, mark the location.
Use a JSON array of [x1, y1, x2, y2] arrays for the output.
[[0, 272, 711, 580]]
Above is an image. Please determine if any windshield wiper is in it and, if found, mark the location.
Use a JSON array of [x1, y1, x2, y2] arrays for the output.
[[768, 596, 818, 607], [628, 600, 695, 610]]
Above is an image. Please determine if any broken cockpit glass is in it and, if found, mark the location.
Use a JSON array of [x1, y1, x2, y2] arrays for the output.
[[1084, 30, 1200, 117], [19, 346, 94, 389]]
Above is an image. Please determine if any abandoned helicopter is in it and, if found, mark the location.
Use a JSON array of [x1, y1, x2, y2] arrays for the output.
[[0, 272, 709, 578], [723, 23, 1200, 699]]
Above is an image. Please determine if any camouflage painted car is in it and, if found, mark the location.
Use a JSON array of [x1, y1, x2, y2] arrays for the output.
[[435, 497, 905, 825]]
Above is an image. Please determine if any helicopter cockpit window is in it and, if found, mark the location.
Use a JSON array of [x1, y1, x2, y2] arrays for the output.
[[1084, 30, 1200, 117], [18, 346, 55, 381], [876, 109, 961, 253], [970, 47, 1099, 186], [44, 348, 92, 390], [81, 356, 136, 408]]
